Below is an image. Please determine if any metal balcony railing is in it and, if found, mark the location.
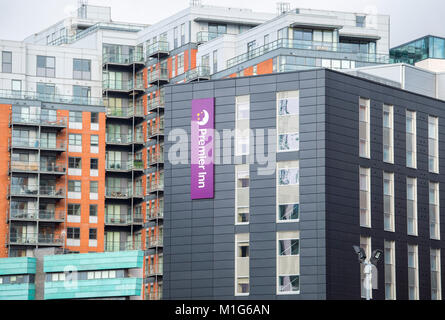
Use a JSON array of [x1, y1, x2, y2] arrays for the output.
[[185, 66, 211, 82], [149, 68, 169, 84], [9, 209, 65, 221], [0, 89, 103, 106], [146, 41, 169, 58], [103, 52, 145, 65], [196, 31, 228, 43], [149, 152, 164, 165], [149, 119, 164, 137], [10, 113, 68, 127], [9, 185, 65, 198], [146, 264, 163, 277], [9, 233, 63, 245], [226, 38, 390, 68], [147, 236, 163, 248], [104, 240, 143, 252], [148, 95, 165, 111]]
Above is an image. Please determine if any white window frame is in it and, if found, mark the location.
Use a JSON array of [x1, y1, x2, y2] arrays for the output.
[[359, 98, 370, 159], [383, 104, 394, 164]]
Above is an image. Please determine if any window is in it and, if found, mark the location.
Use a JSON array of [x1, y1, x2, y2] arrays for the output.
[[429, 182, 440, 240], [431, 248, 442, 300], [91, 112, 99, 124], [213, 50, 218, 73], [2, 51, 12, 73], [264, 34, 270, 46], [359, 98, 370, 158], [68, 204, 81, 216], [69, 134, 82, 146], [12, 80, 21, 95], [408, 244, 419, 300], [383, 105, 394, 163], [277, 231, 300, 294], [429, 116, 439, 173], [208, 23, 226, 40], [278, 167, 299, 186], [181, 23, 185, 46], [384, 241, 396, 300], [235, 96, 250, 156], [293, 28, 313, 41], [73, 59, 91, 80], [383, 172, 394, 232], [235, 234, 249, 295], [174, 27, 178, 49], [90, 205, 97, 217], [278, 204, 299, 221], [90, 181, 98, 194], [356, 15, 366, 27], [90, 158, 98, 170], [69, 111, 82, 124], [68, 157, 81, 169], [407, 177, 417, 236], [36, 56, 55, 77], [360, 167, 371, 228], [406, 110, 417, 168], [277, 91, 299, 152], [201, 54, 209, 68], [247, 40, 256, 58], [91, 135, 99, 147], [67, 227, 80, 240], [178, 53, 184, 74], [89, 228, 97, 240], [73, 86, 91, 104], [236, 165, 249, 224], [68, 180, 81, 193], [277, 27, 289, 40]]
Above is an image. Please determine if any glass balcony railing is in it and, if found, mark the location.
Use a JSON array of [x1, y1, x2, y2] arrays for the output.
[[148, 95, 165, 111], [149, 119, 164, 137], [149, 152, 164, 165], [185, 66, 211, 82], [150, 180, 164, 193], [106, 133, 132, 144], [146, 264, 163, 277], [148, 207, 164, 220], [226, 38, 390, 68], [0, 89, 103, 106], [104, 241, 143, 252], [39, 163, 66, 174], [149, 68, 169, 84], [196, 31, 228, 43], [10, 161, 39, 172], [106, 102, 144, 118], [105, 187, 131, 198], [146, 41, 169, 58], [106, 160, 144, 171], [9, 185, 65, 197], [147, 291, 162, 301], [103, 52, 145, 65], [10, 114, 68, 127], [9, 233, 63, 245], [9, 209, 65, 221], [147, 236, 163, 248], [103, 79, 144, 91], [10, 138, 66, 150]]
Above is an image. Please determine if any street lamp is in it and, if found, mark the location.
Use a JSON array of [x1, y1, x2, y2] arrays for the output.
[[353, 246, 383, 300]]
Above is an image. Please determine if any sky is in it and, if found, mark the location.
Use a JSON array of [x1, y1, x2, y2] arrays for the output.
[[0, 0, 444, 47]]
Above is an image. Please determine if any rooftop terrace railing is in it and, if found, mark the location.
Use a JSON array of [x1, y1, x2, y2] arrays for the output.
[[0, 89, 103, 106]]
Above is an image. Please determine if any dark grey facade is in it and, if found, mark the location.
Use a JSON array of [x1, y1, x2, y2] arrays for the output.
[[162, 68, 445, 300]]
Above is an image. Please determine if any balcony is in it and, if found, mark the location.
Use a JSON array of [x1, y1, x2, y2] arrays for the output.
[[10, 161, 66, 175], [105, 214, 143, 226], [148, 208, 163, 220], [39, 163, 67, 175], [147, 291, 162, 301], [149, 119, 164, 138], [9, 233, 63, 246], [150, 180, 164, 193], [146, 264, 163, 277], [9, 185, 65, 199], [148, 95, 165, 112], [103, 52, 145, 66], [10, 114, 67, 128], [104, 241, 143, 252], [185, 66, 211, 83], [148, 68, 169, 85], [105, 187, 131, 199], [0, 89, 103, 106], [147, 236, 163, 248], [9, 209, 65, 222], [9, 138, 66, 152], [133, 132, 145, 145], [102, 79, 145, 94], [146, 41, 169, 59], [226, 38, 390, 69], [106, 160, 144, 172], [106, 133, 132, 145], [149, 152, 164, 166]]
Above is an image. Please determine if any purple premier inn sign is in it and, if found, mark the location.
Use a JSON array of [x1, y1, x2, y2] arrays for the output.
[[191, 98, 215, 200]]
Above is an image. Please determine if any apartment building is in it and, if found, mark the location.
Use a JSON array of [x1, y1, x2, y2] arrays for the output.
[[0, 1, 393, 300], [163, 68, 445, 300]]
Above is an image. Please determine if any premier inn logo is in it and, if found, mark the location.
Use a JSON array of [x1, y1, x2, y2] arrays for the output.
[[196, 109, 210, 126]]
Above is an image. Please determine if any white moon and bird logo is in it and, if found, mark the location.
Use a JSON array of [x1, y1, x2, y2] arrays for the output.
[[196, 110, 210, 126]]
